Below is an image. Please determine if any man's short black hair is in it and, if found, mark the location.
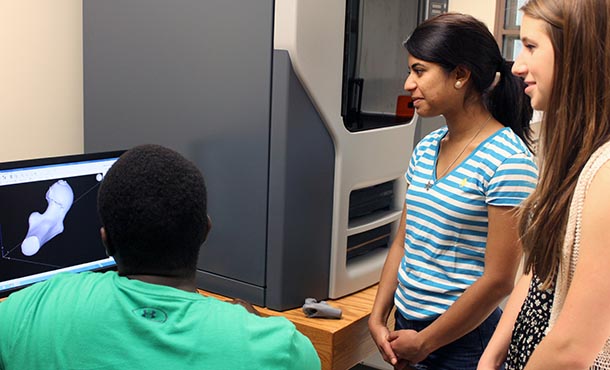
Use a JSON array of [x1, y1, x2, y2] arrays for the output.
[[97, 144, 208, 276]]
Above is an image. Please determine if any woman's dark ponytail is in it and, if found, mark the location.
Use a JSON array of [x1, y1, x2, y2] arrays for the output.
[[485, 60, 534, 152]]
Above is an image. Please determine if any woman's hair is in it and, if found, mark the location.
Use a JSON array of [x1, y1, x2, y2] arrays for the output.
[[518, 0, 610, 287], [404, 13, 534, 151]]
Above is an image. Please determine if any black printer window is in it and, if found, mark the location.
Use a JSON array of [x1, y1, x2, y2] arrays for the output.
[[341, 0, 425, 132]]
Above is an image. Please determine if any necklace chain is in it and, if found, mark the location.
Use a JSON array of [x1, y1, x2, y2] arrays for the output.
[[425, 115, 492, 191]]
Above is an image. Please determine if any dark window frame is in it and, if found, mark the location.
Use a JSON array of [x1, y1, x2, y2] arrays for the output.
[[494, 0, 522, 61]]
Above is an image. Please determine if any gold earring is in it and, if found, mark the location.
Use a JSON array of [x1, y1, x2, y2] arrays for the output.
[[455, 81, 462, 89]]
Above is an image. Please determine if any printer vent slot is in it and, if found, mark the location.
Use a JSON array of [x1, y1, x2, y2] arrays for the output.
[[346, 223, 391, 261], [348, 180, 394, 221]]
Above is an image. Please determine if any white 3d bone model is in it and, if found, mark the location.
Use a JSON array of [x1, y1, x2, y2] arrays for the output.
[[21, 180, 74, 256]]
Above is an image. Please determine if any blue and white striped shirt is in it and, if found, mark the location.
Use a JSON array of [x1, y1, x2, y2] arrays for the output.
[[395, 126, 538, 320]]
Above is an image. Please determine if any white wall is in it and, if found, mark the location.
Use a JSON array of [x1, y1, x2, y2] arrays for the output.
[[0, 0, 83, 162], [3, 0, 496, 163], [449, 0, 497, 31]]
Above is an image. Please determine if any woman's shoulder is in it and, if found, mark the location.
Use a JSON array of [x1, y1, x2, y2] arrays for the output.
[[581, 141, 610, 194], [486, 127, 534, 156]]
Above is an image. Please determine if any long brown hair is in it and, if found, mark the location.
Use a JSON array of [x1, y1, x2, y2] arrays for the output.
[[519, 0, 610, 287]]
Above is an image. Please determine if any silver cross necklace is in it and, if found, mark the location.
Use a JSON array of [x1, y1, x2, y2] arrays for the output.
[[425, 115, 492, 191]]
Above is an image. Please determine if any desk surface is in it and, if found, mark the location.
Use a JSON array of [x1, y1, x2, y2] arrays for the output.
[[200, 284, 384, 370]]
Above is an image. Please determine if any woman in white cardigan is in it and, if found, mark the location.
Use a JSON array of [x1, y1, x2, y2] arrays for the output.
[[477, 0, 610, 369]]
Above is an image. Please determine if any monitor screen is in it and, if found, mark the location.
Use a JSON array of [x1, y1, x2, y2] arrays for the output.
[[0, 151, 124, 297]]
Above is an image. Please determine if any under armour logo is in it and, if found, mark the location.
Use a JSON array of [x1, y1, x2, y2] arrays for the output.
[[133, 307, 168, 323], [142, 309, 157, 319]]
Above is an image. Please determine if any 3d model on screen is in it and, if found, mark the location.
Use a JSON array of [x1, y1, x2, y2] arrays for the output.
[[21, 180, 74, 256]]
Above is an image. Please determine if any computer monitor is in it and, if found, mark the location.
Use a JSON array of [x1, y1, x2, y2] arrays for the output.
[[0, 151, 124, 297]]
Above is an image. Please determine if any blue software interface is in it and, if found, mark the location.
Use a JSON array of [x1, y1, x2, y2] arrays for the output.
[[0, 152, 123, 297]]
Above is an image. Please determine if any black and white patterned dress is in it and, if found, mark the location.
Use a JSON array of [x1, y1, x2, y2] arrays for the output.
[[505, 275, 555, 370]]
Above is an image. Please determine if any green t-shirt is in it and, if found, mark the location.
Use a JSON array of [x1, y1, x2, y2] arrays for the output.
[[0, 272, 320, 370]]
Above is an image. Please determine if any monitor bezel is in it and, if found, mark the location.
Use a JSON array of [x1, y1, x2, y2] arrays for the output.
[[0, 150, 125, 172]]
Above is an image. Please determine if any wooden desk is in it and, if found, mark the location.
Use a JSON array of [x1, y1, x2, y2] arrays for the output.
[[199, 284, 388, 370]]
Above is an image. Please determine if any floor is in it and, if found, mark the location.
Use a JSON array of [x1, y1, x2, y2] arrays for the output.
[[349, 351, 393, 369]]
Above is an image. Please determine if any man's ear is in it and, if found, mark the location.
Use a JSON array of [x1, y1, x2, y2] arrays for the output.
[[203, 215, 212, 243], [100, 227, 115, 257]]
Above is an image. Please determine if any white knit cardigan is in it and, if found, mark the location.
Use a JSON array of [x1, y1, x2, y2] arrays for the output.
[[547, 140, 610, 369]]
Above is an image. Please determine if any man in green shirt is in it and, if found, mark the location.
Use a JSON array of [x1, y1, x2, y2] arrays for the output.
[[0, 144, 320, 370]]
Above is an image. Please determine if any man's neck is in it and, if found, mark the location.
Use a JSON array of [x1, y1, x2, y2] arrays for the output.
[[123, 274, 197, 293]]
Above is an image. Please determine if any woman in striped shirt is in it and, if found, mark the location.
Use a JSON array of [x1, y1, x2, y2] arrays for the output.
[[369, 13, 538, 370]]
